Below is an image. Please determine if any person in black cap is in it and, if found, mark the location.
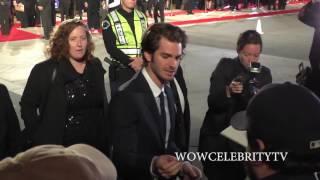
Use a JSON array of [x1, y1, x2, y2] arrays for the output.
[[199, 30, 272, 180], [231, 82, 320, 180]]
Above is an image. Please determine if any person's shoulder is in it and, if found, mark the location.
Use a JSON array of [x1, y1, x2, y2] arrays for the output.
[[0, 84, 8, 94], [90, 57, 101, 64], [32, 58, 57, 72], [261, 65, 271, 74], [86, 58, 106, 75], [218, 57, 237, 66], [118, 75, 140, 93], [107, 9, 118, 18]]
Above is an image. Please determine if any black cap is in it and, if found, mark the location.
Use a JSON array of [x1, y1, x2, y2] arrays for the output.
[[231, 82, 320, 156]]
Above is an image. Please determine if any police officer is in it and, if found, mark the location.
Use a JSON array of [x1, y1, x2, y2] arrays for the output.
[[102, 0, 147, 96]]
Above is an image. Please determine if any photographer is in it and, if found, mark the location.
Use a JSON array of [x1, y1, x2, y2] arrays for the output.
[[199, 30, 272, 180]]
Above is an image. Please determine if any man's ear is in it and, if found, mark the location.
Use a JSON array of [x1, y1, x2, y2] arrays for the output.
[[144, 51, 152, 62]]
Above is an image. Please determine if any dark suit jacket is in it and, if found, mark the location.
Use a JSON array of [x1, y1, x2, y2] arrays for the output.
[[108, 72, 180, 180], [171, 66, 190, 152], [0, 84, 20, 160]]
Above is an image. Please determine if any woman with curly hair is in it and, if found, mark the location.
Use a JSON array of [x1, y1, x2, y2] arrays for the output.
[[20, 19, 109, 154]]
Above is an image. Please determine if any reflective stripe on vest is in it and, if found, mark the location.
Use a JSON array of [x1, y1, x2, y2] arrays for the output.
[[119, 48, 141, 55], [108, 9, 147, 57]]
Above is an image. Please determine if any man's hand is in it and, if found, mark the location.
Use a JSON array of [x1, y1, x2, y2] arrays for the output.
[[229, 81, 243, 94], [37, 5, 43, 11], [181, 162, 202, 180], [129, 57, 143, 72], [84, 2, 88, 8], [154, 155, 182, 179]]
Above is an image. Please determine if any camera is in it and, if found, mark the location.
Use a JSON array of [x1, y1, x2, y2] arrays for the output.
[[248, 62, 261, 95], [249, 62, 261, 74]]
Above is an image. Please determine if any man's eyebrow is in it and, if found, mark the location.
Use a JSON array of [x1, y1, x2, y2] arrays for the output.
[[160, 52, 182, 57]]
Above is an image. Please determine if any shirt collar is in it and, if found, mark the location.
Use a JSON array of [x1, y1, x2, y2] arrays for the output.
[[142, 68, 164, 98]]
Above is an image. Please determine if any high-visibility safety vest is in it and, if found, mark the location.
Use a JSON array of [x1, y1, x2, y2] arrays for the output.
[[108, 9, 147, 58]]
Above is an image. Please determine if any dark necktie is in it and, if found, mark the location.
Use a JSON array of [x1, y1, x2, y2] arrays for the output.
[[159, 92, 167, 137]]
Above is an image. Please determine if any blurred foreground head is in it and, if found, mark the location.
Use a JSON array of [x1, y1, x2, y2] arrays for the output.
[[0, 144, 117, 180]]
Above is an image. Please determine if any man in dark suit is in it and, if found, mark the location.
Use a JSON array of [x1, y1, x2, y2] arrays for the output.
[[108, 23, 201, 180]]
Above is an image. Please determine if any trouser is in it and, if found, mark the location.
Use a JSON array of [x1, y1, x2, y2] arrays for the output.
[[267, 0, 276, 10], [0, 6, 11, 35], [40, 12, 53, 39], [278, 0, 286, 9], [154, 0, 165, 23], [147, 0, 154, 17], [230, 0, 239, 10], [214, 0, 223, 9], [87, 0, 100, 29], [60, 0, 71, 21]]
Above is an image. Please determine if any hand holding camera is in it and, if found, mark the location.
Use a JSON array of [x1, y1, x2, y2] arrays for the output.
[[229, 80, 244, 94], [227, 62, 262, 97]]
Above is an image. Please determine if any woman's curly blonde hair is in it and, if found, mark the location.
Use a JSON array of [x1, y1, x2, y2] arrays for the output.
[[46, 19, 95, 61]]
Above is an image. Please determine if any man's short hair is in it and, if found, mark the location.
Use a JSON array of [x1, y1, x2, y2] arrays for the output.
[[0, 144, 117, 180], [141, 23, 187, 55], [236, 30, 262, 53], [232, 82, 320, 172]]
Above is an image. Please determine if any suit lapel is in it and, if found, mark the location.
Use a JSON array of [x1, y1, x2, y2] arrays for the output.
[[134, 73, 166, 147]]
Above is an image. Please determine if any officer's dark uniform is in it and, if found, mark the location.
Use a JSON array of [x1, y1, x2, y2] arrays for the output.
[[0, 0, 12, 35]]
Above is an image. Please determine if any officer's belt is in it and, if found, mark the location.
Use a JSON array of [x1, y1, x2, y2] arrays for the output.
[[120, 48, 141, 56]]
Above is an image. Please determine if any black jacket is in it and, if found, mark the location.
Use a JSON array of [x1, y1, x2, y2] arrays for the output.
[[108, 72, 180, 180], [20, 58, 109, 152], [201, 57, 272, 135], [0, 84, 20, 159]]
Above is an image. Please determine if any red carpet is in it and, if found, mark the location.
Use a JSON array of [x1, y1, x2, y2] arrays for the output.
[[0, 26, 41, 42], [171, 9, 300, 26], [0, 2, 304, 42]]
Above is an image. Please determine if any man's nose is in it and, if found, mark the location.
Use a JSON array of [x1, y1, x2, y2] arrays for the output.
[[169, 58, 179, 68]]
